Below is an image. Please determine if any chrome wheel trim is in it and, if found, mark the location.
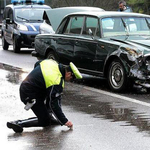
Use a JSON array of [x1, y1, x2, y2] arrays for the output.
[[110, 62, 124, 89]]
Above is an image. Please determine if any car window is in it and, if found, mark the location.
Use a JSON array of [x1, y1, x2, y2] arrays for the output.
[[102, 17, 150, 37], [64, 16, 84, 35], [83, 17, 99, 37], [57, 17, 68, 34], [14, 8, 46, 22], [146, 18, 150, 30], [147, 18, 150, 24], [102, 18, 114, 30], [64, 18, 72, 34], [102, 17, 126, 37]]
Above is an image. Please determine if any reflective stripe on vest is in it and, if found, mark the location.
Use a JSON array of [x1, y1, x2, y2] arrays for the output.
[[40, 60, 64, 88]]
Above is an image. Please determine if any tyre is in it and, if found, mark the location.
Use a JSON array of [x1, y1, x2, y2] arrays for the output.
[[2, 36, 9, 50], [13, 37, 20, 53], [47, 51, 58, 62], [108, 59, 128, 92]]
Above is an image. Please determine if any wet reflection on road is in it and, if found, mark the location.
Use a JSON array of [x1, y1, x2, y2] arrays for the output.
[[63, 87, 150, 135], [7, 126, 73, 150], [0, 63, 28, 84]]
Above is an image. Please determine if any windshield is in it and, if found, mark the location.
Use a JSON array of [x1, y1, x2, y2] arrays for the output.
[[101, 17, 150, 37], [14, 8, 45, 22]]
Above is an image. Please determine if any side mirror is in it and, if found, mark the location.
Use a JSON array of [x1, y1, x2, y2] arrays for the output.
[[6, 18, 13, 24], [6, 18, 10, 24]]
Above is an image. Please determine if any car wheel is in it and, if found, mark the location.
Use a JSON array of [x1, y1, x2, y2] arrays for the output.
[[47, 51, 58, 62], [2, 36, 9, 50], [108, 59, 128, 92], [13, 37, 20, 53]]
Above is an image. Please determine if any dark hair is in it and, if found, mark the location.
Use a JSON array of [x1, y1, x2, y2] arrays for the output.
[[65, 66, 72, 72], [65, 66, 75, 79], [118, 0, 126, 6]]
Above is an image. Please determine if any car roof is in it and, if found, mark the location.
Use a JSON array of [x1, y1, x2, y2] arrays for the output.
[[67, 11, 150, 18], [46, 6, 104, 11]]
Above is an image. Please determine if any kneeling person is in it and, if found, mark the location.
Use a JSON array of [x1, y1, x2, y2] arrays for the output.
[[7, 59, 82, 133]]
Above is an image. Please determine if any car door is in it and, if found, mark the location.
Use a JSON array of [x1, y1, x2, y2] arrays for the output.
[[3, 7, 14, 44], [73, 16, 99, 71], [54, 34, 75, 65]]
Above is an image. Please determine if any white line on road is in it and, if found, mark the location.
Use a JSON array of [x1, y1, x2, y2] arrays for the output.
[[84, 86, 150, 107]]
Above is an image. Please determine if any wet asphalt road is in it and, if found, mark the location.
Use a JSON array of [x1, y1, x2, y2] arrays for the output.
[[0, 39, 150, 150]]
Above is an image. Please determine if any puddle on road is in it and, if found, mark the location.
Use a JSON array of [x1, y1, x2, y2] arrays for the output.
[[63, 88, 150, 135], [0, 63, 28, 84]]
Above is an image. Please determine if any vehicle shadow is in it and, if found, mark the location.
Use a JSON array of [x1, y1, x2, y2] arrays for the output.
[[7, 125, 73, 150], [19, 50, 33, 54], [74, 74, 109, 91], [5, 48, 33, 54], [74, 74, 150, 95]]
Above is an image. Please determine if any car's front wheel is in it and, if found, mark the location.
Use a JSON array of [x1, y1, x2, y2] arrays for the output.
[[47, 51, 58, 62], [108, 59, 128, 92], [13, 37, 20, 53], [2, 36, 9, 50]]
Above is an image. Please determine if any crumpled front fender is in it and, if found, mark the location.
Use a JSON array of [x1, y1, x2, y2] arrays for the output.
[[110, 46, 150, 88]]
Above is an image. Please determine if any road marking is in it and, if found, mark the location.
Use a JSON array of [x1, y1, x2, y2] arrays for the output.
[[84, 86, 150, 107]]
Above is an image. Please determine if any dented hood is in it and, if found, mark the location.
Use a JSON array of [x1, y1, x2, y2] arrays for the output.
[[127, 38, 150, 55], [110, 35, 150, 55], [129, 39, 150, 48]]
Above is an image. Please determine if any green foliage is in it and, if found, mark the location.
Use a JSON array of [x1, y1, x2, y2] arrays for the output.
[[128, 0, 146, 4], [45, 0, 52, 5], [128, 0, 150, 14]]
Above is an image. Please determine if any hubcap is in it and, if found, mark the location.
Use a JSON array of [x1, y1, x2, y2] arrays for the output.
[[111, 63, 124, 88], [114, 69, 122, 82], [49, 55, 55, 60]]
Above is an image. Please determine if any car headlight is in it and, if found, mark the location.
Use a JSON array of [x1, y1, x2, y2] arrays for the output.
[[17, 24, 28, 31]]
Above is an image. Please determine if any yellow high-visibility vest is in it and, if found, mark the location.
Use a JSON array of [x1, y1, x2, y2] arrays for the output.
[[40, 60, 64, 88]]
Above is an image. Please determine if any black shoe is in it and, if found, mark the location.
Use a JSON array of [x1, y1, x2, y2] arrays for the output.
[[7, 121, 23, 133]]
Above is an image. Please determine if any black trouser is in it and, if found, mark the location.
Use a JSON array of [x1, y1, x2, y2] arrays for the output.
[[20, 91, 52, 127]]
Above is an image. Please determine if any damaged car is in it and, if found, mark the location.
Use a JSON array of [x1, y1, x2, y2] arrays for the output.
[[32, 11, 150, 92]]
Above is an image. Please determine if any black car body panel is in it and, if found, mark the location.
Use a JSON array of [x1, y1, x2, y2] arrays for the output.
[[33, 11, 150, 92]]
